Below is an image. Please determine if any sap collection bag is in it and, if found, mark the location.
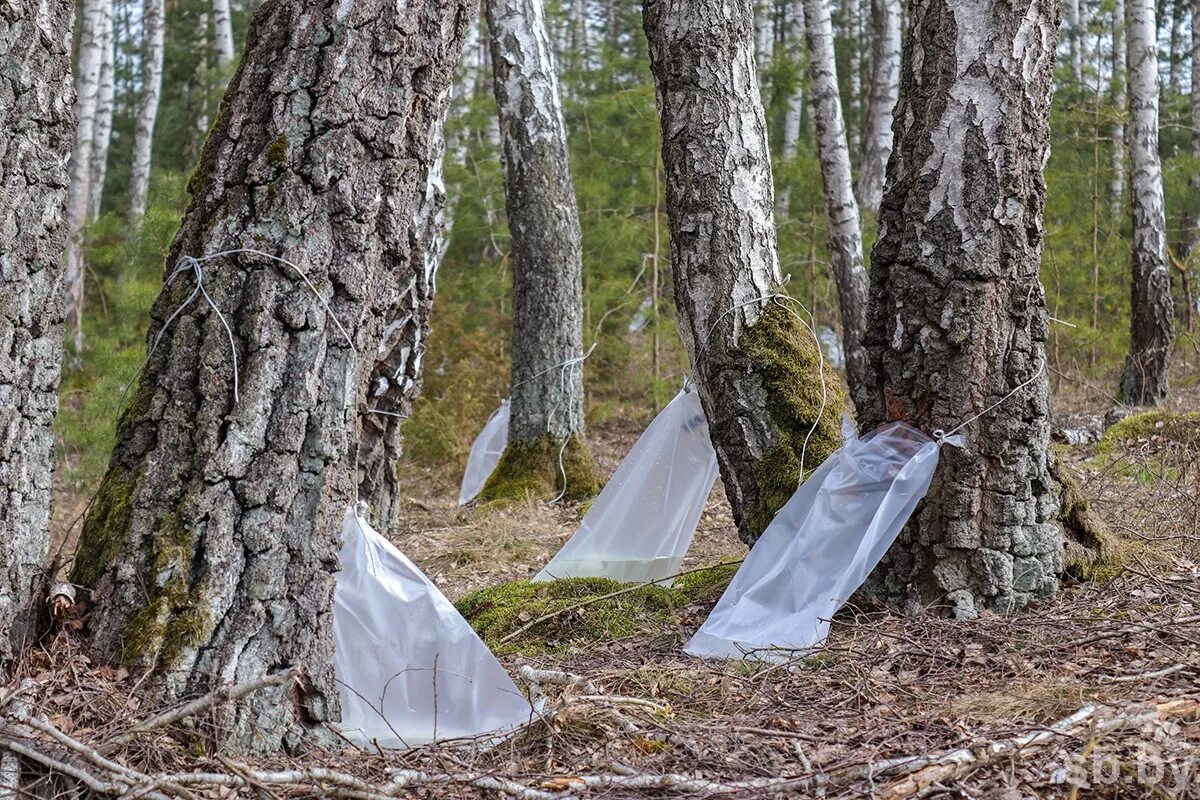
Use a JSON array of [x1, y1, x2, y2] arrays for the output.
[[459, 400, 510, 505]]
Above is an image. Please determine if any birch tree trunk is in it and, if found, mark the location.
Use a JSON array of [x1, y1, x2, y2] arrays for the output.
[[129, 0, 165, 220], [776, 0, 806, 218], [856, 0, 1063, 617], [803, 0, 869, 396], [63, 0, 107, 354], [643, 0, 845, 545], [0, 0, 74, 664], [855, 0, 899, 215], [1184, 0, 1200, 257], [212, 0, 236, 65], [1065, 0, 1082, 83], [845, 0, 862, 156], [1110, 0, 1127, 203], [479, 0, 600, 502], [88, 2, 115, 220], [1121, 0, 1174, 404], [69, 0, 470, 750]]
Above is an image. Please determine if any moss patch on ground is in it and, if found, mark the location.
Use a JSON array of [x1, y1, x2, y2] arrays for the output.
[[456, 565, 739, 655], [1102, 410, 1200, 446], [477, 432, 602, 504], [738, 301, 847, 539]]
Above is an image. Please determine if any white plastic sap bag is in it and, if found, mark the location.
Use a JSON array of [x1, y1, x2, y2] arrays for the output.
[[685, 420, 955, 661], [459, 400, 510, 505], [333, 506, 533, 747], [533, 388, 719, 584]]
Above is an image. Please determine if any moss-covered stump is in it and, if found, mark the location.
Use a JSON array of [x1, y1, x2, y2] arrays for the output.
[[1102, 410, 1200, 447], [456, 564, 739, 655], [476, 433, 602, 504], [737, 301, 847, 539]]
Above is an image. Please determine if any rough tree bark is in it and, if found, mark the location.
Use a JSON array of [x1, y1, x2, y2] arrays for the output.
[[802, 0, 870, 397], [129, 0, 165, 220], [88, 2, 115, 220], [644, 0, 845, 545], [856, 0, 1064, 617], [0, 0, 75, 665], [478, 0, 600, 502], [1110, 0, 1126, 204], [64, 0, 108, 354], [856, 0, 900, 215], [213, 0, 236, 65], [1121, 0, 1174, 405], [69, 0, 470, 750]]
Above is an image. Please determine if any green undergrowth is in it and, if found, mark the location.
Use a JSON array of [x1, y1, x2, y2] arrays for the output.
[[456, 564, 739, 656]]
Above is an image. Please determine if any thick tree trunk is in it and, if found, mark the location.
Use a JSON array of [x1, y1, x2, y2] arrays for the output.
[[357, 105, 450, 530], [1121, 0, 1174, 404], [1110, 0, 1127, 204], [213, 0, 236, 65], [64, 0, 107, 354], [855, 0, 899, 215], [88, 2, 115, 220], [479, 0, 600, 502], [129, 0, 165, 220], [0, 0, 74, 664], [802, 0, 869, 397], [643, 0, 845, 545], [69, 0, 470, 750], [856, 0, 1064, 617]]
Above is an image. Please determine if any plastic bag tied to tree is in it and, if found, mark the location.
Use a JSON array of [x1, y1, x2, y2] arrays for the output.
[[459, 400, 510, 505], [533, 387, 719, 585], [686, 417, 961, 661], [333, 506, 533, 747]]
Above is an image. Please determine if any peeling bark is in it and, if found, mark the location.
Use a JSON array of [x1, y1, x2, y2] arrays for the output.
[[856, 0, 900, 215], [802, 0, 869, 396], [643, 0, 845, 545], [0, 0, 74, 663], [129, 0, 165, 220], [1121, 0, 1174, 405], [69, 0, 470, 749], [857, 0, 1064, 617]]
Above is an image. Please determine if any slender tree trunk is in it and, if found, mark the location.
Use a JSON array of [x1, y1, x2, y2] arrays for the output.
[[776, 0, 806, 218], [1169, 0, 1185, 93], [857, 0, 1064, 618], [803, 0, 869, 397], [643, 0, 845, 545], [756, 0, 775, 69], [1110, 0, 1127, 203], [1121, 0, 1174, 404], [0, 0, 75, 664], [1183, 0, 1200, 258], [212, 0, 236, 65], [88, 2, 115, 220], [69, 0, 470, 750], [129, 0, 165, 220], [855, 0, 900, 214], [1065, 0, 1082, 83], [845, 0, 862, 156], [64, 0, 107, 355], [479, 0, 600, 502]]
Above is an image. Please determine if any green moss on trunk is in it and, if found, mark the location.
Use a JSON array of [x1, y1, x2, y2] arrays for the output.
[[70, 470, 139, 589], [477, 432, 601, 504], [738, 301, 847, 539], [1050, 455, 1120, 582]]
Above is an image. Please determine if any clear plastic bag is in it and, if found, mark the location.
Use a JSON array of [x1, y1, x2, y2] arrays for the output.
[[685, 419, 957, 661], [533, 388, 719, 585], [333, 506, 534, 747], [459, 400, 510, 505]]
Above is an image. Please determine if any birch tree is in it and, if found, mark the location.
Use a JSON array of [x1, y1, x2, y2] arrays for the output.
[[802, 0, 869, 396], [478, 0, 601, 502], [1110, 0, 1126, 203], [1121, 0, 1174, 404], [0, 0, 75, 663], [776, 0, 806, 218], [129, 0, 165, 220], [213, 0, 236, 65], [69, 0, 470, 748], [64, 0, 108, 354], [88, 3, 115, 220], [1064, 0, 1082, 83], [856, 0, 900, 214], [844, 0, 862, 155], [856, 0, 1063, 617], [643, 0, 845, 545]]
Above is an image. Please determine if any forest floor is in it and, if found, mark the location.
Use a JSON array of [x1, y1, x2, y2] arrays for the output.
[[22, 378, 1200, 798]]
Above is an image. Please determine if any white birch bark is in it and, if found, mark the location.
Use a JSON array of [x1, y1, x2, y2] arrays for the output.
[[781, 0, 805, 159], [845, 0, 862, 156], [1110, 0, 1127, 202], [802, 0, 869, 395], [1121, 0, 1174, 404], [88, 1, 115, 221], [64, 0, 107, 354], [855, 0, 899, 214], [0, 0, 75, 664], [129, 0, 165, 220], [1065, 0, 1082, 83], [756, 0, 775, 69], [212, 0, 236, 65]]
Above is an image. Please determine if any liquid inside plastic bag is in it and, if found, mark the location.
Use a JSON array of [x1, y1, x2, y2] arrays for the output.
[[685, 419, 956, 661], [533, 388, 719, 585], [333, 506, 534, 747], [459, 400, 510, 505]]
